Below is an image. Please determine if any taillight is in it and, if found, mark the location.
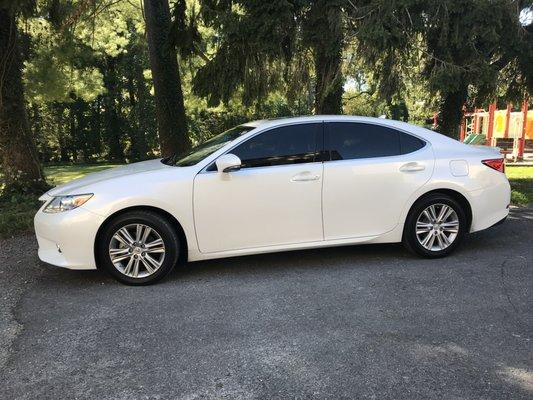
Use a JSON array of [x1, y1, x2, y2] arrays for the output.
[[482, 158, 505, 173]]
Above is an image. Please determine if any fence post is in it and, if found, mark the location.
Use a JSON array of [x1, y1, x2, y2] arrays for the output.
[[487, 102, 496, 146], [460, 117, 466, 142], [517, 97, 529, 161], [473, 109, 480, 134], [504, 103, 512, 139]]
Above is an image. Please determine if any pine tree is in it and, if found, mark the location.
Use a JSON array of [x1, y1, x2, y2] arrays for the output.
[[143, 0, 190, 157]]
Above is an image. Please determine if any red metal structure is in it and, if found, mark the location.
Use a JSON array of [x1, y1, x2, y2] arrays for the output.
[[460, 97, 531, 161], [486, 102, 497, 146], [504, 103, 512, 139], [516, 96, 529, 161]]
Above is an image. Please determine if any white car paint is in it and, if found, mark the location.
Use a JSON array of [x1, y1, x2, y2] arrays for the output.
[[34, 115, 510, 270]]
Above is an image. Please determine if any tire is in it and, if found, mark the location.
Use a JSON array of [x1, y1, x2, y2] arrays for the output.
[[402, 193, 467, 258], [97, 210, 180, 285]]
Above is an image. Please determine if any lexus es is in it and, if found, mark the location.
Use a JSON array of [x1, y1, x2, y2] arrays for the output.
[[35, 116, 510, 284]]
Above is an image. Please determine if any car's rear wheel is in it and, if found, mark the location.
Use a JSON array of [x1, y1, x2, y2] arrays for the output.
[[403, 193, 467, 258], [97, 210, 180, 285]]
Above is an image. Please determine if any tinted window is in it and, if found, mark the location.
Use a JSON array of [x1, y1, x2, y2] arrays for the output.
[[400, 133, 425, 154], [230, 123, 321, 168], [327, 122, 401, 160]]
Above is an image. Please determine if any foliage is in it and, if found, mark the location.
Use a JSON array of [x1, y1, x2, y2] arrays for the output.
[[346, 0, 532, 137], [0, 194, 41, 238], [507, 166, 533, 206]]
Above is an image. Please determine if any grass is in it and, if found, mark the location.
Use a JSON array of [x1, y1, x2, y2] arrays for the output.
[[45, 163, 123, 186], [0, 195, 43, 238], [0, 163, 532, 239], [506, 166, 533, 207]]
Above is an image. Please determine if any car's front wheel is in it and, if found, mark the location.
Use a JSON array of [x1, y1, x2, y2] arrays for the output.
[[403, 193, 467, 258], [97, 210, 180, 285]]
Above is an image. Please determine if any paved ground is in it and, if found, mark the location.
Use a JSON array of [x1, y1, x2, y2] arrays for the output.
[[0, 209, 531, 399]]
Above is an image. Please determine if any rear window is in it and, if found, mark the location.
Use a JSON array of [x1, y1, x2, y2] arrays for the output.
[[327, 122, 400, 160], [326, 122, 425, 161], [400, 133, 426, 154]]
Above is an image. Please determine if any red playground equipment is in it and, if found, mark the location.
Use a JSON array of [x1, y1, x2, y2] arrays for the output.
[[459, 97, 532, 161]]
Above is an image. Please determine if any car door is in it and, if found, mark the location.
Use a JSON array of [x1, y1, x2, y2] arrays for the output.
[[322, 122, 434, 240], [193, 122, 324, 253]]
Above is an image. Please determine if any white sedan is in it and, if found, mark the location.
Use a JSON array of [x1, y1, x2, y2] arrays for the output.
[[35, 116, 510, 284]]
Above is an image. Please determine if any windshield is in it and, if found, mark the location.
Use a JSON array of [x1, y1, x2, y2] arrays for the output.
[[167, 125, 254, 167]]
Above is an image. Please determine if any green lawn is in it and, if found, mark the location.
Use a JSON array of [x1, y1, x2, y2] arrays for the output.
[[507, 166, 533, 207], [0, 163, 532, 239], [45, 163, 123, 186]]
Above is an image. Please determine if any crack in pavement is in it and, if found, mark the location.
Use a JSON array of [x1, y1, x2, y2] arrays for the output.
[[499, 255, 532, 336], [0, 234, 44, 371]]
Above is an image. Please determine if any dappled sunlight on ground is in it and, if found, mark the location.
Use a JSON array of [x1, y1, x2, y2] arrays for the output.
[[44, 163, 123, 186], [498, 367, 533, 392]]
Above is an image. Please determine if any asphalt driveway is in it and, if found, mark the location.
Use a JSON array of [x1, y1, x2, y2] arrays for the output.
[[0, 209, 531, 399]]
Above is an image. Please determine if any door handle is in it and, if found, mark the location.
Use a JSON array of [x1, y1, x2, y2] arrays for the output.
[[400, 162, 425, 172], [291, 172, 320, 182]]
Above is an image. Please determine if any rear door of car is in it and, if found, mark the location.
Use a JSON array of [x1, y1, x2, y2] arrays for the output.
[[322, 122, 434, 240]]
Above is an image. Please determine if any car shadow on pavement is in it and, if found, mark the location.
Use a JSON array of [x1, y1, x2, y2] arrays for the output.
[[172, 242, 409, 281], [36, 241, 414, 288], [38, 234, 493, 287]]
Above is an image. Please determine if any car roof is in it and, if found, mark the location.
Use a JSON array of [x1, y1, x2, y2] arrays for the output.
[[241, 115, 457, 146]]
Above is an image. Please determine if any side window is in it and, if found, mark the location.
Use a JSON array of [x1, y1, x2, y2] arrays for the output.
[[400, 132, 426, 154], [230, 123, 321, 168], [327, 122, 401, 160]]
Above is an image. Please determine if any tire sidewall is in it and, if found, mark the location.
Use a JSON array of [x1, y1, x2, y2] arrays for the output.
[[404, 194, 466, 258], [97, 211, 180, 285]]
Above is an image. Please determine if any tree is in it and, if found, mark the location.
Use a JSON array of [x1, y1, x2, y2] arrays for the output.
[[347, 0, 531, 137], [303, 0, 344, 114], [193, 0, 347, 115], [0, 1, 48, 195], [143, 0, 189, 157]]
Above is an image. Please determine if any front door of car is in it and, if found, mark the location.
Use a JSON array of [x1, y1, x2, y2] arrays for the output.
[[322, 122, 434, 240], [193, 123, 324, 253]]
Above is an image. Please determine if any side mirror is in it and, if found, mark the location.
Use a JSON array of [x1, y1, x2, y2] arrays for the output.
[[215, 153, 242, 173]]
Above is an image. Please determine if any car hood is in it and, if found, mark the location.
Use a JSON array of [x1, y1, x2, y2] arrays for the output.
[[44, 159, 172, 197]]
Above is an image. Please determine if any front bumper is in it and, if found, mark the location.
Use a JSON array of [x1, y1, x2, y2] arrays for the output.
[[34, 202, 104, 270]]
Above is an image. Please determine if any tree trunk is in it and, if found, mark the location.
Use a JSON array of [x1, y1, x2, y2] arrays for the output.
[[126, 57, 149, 160], [143, 0, 189, 157], [0, 7, 48, 196], [310, 1, 344, 115], [102, 57, 124, 161], [438, 86, 468, 139]]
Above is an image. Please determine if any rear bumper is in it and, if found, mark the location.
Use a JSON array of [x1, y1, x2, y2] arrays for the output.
[[468, 179, 511, 233], [34, 204, 103, 270], [491, 214, 508, 227]]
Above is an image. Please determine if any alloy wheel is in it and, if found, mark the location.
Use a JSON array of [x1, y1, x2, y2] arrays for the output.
[[108, 223, 166, 278], [415, 204, 459, 252]]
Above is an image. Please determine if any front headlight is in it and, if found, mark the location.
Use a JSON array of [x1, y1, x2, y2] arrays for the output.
[[43, 194, 93, 213]]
